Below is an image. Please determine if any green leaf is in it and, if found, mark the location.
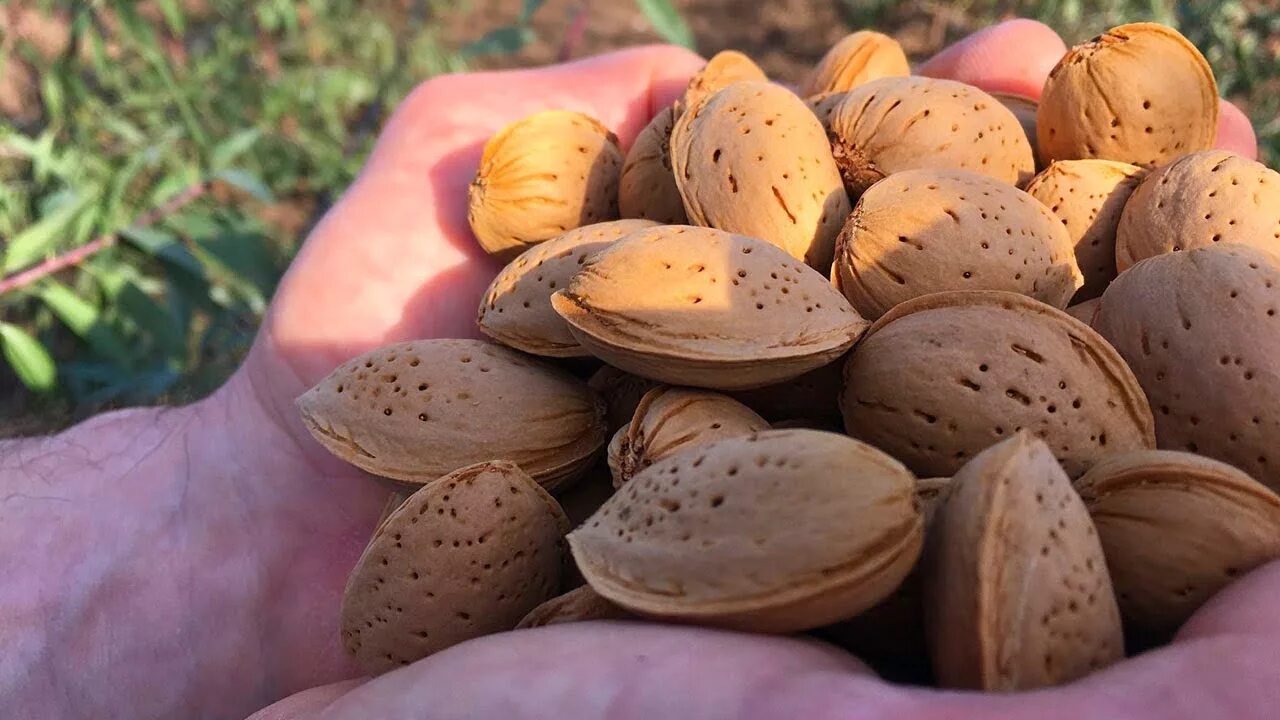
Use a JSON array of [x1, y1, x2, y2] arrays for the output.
[[154, 0, 186, 35], [520, 0, 548, 23], [462, 26, 535, 58], [214, 168, 273, 202], [0, 323, 56, 392], [635, 0, 695, 49], [199, 229, 278, 297], [120, 226, 205, 276], [211, 129, 263, 169], [38, 281, 133, 364], [117, 281, 184, 360], [2, 191, 95, 273]]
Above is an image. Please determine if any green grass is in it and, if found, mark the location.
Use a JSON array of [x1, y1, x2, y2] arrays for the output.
[[1, 0, 1277, 431]]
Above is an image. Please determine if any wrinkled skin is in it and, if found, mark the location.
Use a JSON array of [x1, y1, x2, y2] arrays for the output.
[[0, 20, 1269, 720]]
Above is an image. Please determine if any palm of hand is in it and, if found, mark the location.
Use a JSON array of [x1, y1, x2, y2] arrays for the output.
[[223, 21, 1274, 720]]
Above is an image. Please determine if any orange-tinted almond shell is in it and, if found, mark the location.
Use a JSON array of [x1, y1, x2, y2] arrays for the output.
[[800, 31, 910, 97], [618, 107, 688, 224], [674, 50, 769, 118]]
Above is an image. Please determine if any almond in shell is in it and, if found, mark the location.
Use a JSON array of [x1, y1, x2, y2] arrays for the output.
[[827, 76, 1036, 198], [1037, 23, 1218, 167], [297, 339, 607, 490], [569, 429, 923, 633], [1115, 150, 1280, 271], [588, 365, 662, 433], [800, 31, 910, 97], [516, 585, 633, 629], [552, 226, 868, 390], [992, 92, 1043, 172], [618, 106, 688, 224], [341, 461, 569, 675], [607, 386, 770, 487], [673, 50, 768, 118], [832, 169, 1082, 319], [671, 81, 851, 271], [1075, 450, 1280, 639], [841, 291, 1155, 479], [468, 110, 623, 260], [1093, 244, 1280, 491], [478, 219, 658, 357], [1026, 159, 1146, 300], [924, 433, 1124, 690]]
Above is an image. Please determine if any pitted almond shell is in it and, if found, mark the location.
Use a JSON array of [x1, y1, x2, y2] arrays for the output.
[[297, 339, 607, 490], [569, 429, 923, 633], [478, 220, 659, 357], [925, 433, 1123, 690], [1115, 151, 1280, 271], [673, 50, 768, 119], [1037, 23, 1218, 167], [1065, 297, 1101, 327], [588, 365, 662, 433], [618, 106, 688, 224], [607, 386, 770, 487], [670, 81, 851, 271], [800, 31, 909, 97], [729, 359, 844, 425], [1026, 160, 1146, 300], [992, 92, 1043, 172], [1075, 450, 1280, 639], [828, 76, 1035, 198], [551, 226, 868, 391], [832, 169, 1082, 319], [341, 461, 569, 675], [468, 110, 623, 260], [516, 585, 633, 629], [1093, 244, 1280, 491], [841, 290, 1155, 479]]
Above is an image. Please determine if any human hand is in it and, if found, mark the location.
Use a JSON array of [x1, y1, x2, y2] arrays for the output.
[[242, 20, 1271, 720]]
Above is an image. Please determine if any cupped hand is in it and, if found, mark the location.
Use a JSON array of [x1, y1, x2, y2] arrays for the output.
[[228, 19, 1268, 719]]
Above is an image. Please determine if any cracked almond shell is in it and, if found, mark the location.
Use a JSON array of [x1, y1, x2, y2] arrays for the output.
[[607, 386, 769, 487], [673, 50, 768, 118], [1115, 151, 1280, 271], [468, 110, 623, 260], [841, 290, 1155, 479], [618, 106, 687, 224], [1075, 450, 1280, 639], [671, 81, 851, 271], [297, 339, 607, 490], [516, 585, 633, 629], [924, 433, 1123, 690], [800, 31, 909, 97], [1026, 159, 1146, 300], [551, 226, 868, 391], [569, 429, 923, 633], [827, 76, 1035, 198], [478, 219, 658, 357], [1037, 23, 1218, 167], [1093, 244, 1280, 491], [832, 169, 1082, 319], [341, 461, 569, 675]]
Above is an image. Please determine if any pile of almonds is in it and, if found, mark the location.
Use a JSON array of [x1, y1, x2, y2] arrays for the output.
[[297, 22, 1280, 689]]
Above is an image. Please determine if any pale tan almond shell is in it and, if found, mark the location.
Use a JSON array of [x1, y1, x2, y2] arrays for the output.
[[670, 81, 851, 271], [828, 77, 1035, 198], [1026, 160, 1146, 300], [516, 585, 634, 629], [478, 220, 659, 357], [1115, 151, 1280, 271], [1065, 297, 1101, 327], [729, 359, 844, 425], [297, 340, 607, 489], [341, 461, 569, 675], [805, 91, 847, 135], [1074, 450, 1280, 638], [569, 429, 923, 633], [924, 434, 1123, 690], [674, 50, 769, 119], [607, 386, 770, 487], [800, 31, 910, 97], [468, 110, 623, 260], [551, 227, 868, 391], [992, 92, 1043, 173], [841, 290, 1156, 479], [588, 366, 663, 433], [832, 169, 1082, 319], [1093, 245, 1280, 490], [618, 107, 688, 224], [1037, 23, 1218, 167]]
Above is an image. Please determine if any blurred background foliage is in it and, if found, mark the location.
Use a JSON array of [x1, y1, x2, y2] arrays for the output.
[[1, 0, 1276, 433]]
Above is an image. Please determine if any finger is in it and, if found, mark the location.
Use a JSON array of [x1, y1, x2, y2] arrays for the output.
[[918, 19, 1067, 99], [245, 679, 366, 720], [1216, 98, 1259, 160]]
